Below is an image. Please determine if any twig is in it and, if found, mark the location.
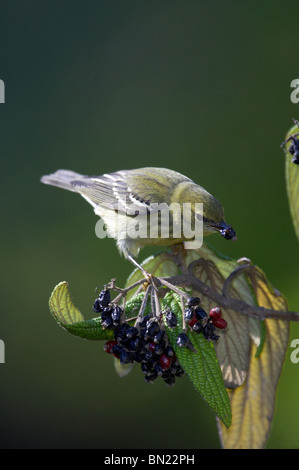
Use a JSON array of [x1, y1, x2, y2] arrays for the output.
[[110, 255, 299, 322], [184, 259, 299, 321], [222, 264, 254, 298], [112, 278, 148, 304]]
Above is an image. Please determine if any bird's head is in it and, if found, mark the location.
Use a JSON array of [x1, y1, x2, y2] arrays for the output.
[[189, 183, 238, 242]]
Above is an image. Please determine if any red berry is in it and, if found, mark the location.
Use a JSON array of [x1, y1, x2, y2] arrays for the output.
[[213, 318, 227, 329], [103, 340, 117, 354], [188, 313, 197, 328], [159, 354, 172, 370], [148, 342, 156, 353], [209, 306, 222, 321]]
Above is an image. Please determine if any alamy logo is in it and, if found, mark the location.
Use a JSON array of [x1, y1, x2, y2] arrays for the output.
[[0, 79, 5, 103], [290, 79, 299, 104], [95, 202, 204, 249], [290, 339, 299, 363], [0, 340, 5, 363]]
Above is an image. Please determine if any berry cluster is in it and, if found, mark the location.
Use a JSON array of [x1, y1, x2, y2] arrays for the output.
[[171, 299, 228, 351], [93, 289, 228, 386], [93, 289, 124, 328], [94, 289, 184, 386], [208, 306, 228, 330]]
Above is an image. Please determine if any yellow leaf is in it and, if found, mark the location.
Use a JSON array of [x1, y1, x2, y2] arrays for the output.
[[49, 281, 84, 324], [217, 267, 289, 449]]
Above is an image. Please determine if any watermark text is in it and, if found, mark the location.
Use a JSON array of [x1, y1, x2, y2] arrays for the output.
[[0, 79, 5, 103], [95, 202, 204, 250], [0, 339, 5, 363], [290, 79, 299, 104], [290, 338, 299, 363]]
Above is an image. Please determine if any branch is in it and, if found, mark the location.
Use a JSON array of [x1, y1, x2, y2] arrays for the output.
[[160, 259, 299, 322]]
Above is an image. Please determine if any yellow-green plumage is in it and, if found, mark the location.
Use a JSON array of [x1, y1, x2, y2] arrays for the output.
[[41, 167, 236, 265]]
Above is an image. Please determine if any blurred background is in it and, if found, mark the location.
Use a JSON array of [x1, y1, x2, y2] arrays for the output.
[[1, 0, 299, 449]]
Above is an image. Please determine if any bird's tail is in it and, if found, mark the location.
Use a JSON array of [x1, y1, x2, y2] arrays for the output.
[[40, 169, 84, 193]]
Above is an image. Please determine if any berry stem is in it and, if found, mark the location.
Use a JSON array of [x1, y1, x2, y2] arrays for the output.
[[180, 295, 187, 332], [151, 286, 161, 319], [111, 278, 150, 305], [135, 284, 152, 327], [158, 277, 190, 300]]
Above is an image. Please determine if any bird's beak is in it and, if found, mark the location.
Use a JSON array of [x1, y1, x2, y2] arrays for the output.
[[210, 220, 238, 241]]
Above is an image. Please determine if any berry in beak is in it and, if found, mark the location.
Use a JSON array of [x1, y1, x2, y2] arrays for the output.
[[210, 221, 237, 241]]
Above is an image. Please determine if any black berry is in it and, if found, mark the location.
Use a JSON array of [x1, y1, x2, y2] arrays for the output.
[[153, 329, 165, 344], [194, 307, 208, 320], [93, 298, 103, 313], [98, 289, 111, 307], [111, 305, 123, 326], [187, 297, 201, 307], [165, 311, 177, 328], [203, 321, 220, 341], [176, 333, 196, 352], [184, 308, 194, 322], [93, 289, 111, 313], [192, 321, 203, 334]]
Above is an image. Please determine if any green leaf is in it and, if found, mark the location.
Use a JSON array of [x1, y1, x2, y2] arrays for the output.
[[162, 291, 232, 429], [124, 292, 152, 318], [49, 281, 84, 324], [284, 121, 299, 240], [49, 281, 114, 340], [49, 282, 150, 341], [61, 318, 115, 341]]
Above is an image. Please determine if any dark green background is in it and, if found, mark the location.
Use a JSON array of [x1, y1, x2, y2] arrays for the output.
[[1, 0, 299, 449]]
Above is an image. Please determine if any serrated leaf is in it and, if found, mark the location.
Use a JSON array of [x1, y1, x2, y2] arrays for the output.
[[49, 281, 114, 340], [49, 282, 150, 341], [162, 291, 232, 428], [61, 318, 115, 341], [217, 266, 289, 449], [196, 245, 264, 351], [284, 122, 299, 240], [195, 245, 265, 352], [186, 250, 252, 388], [124, 292, 152, 318], [49, 281, 84, 324]]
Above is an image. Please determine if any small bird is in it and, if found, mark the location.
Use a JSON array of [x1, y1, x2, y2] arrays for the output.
[[41, 167, 237, 274]]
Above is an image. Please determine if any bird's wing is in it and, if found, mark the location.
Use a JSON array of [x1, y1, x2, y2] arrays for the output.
[[41, 169, 152, 214], [41, 169, 84, 193]]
